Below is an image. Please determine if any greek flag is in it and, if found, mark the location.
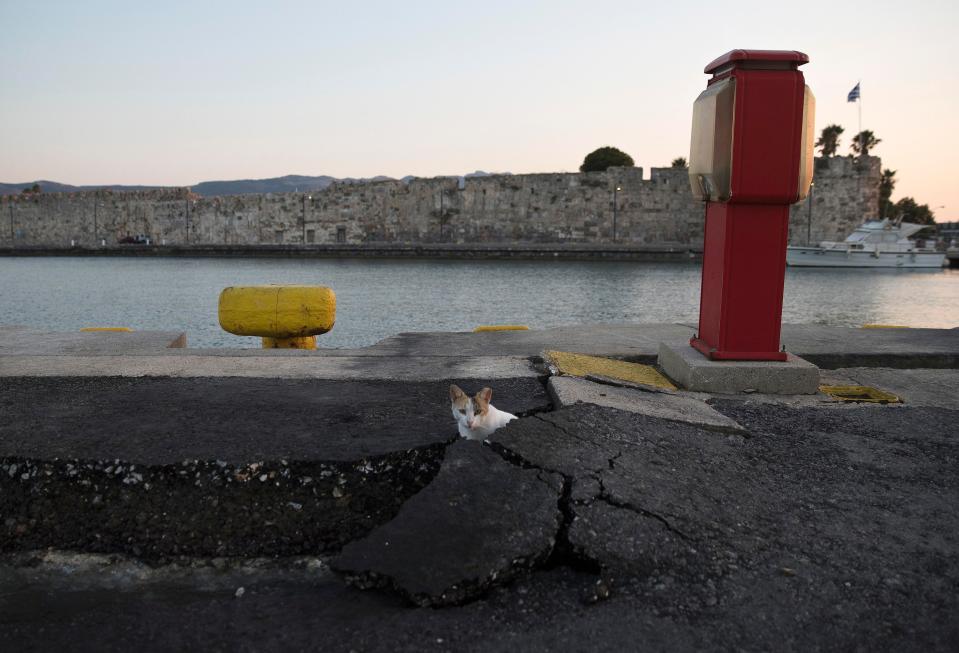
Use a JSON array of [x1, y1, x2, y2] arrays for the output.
[[847, 82, 861, 102]]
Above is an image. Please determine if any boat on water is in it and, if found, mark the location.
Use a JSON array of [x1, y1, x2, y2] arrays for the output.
[[787, 219, 946, 268]]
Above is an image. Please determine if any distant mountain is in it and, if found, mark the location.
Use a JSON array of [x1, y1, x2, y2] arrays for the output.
[[189, 175, 338, 196], [0, 180, 166, 195], [464, 170, 512, 177], [0, 172, 511, 197]]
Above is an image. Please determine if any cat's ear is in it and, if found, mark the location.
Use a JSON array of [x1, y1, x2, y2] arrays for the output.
[[449, 384, 465, 400], [478, 387, 492, 402]]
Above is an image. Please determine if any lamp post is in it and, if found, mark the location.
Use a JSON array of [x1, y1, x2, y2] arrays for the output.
[[612, 185, 622, 242], [302, 194, 307, 243], [439, 190, 446, 241], [806, 181, 815, 245]]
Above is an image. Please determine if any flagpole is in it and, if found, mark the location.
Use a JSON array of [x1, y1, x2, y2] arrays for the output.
[[858, 79, 862, 141], [856, 80, 862, 195]]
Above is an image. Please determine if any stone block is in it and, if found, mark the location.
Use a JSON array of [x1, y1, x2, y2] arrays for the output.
[[658, 341, 819, 395], [547, 376, 743, 432]]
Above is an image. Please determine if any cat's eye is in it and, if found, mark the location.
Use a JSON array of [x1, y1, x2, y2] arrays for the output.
[[459, 409, 466, 415]]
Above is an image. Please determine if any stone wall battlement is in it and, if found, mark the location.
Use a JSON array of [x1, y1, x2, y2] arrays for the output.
[[0, 156, 879, 248]]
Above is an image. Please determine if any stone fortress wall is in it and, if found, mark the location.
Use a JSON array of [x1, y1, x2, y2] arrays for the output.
[[0, 156, 879, 249]]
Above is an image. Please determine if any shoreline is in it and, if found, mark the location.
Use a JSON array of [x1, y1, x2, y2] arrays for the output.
[[0, 243, 703, 262]]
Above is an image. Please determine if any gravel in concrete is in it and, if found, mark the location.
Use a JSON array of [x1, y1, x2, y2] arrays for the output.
[[333, 439, 563, 606]]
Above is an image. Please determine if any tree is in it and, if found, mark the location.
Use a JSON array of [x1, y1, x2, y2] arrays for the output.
[[815, 124, 844, 157], [892, 197, 935, 226], [580, 146, 634, 173], [851, 130, 881, 157], [21, 183, 40, 194], [671, 157, 688, 168], [878, 169, 896, 218]]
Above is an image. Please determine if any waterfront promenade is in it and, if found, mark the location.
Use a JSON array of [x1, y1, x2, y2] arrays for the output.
[[0, 242, 701, 262], [2, 324, 958, 651]]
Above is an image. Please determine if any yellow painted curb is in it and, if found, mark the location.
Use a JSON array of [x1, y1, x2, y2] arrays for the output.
[[543, 350, 677, 391], [80, 327, 133, 332], [218, 285, 336, 339], [819, 385, 901, 404], [473, 325, 530, 332], [861, 324, 909, 329]]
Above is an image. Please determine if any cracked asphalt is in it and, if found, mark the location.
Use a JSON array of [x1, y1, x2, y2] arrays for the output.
[[2, 376, 959, 651]]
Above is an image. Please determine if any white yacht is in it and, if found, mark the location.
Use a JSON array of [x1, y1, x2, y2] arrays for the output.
[[787, 219, 945, 268]]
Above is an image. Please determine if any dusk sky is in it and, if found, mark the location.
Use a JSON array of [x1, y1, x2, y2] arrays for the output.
[[2, 0, 956, 220]]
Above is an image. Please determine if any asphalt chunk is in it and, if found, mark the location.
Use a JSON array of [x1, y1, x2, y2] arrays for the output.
[[332, 439, 563, 606]]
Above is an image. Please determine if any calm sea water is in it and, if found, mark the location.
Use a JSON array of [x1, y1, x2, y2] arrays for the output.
[[1, 257, 957, 348]]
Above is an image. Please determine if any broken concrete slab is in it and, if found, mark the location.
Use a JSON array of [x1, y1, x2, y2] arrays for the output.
[[547, 376, 743, 432], [332, 440, 563, 606], [658, 342, 820, 394], [4, 400, 959, 650], [0, 376, 549, 559], [491, 406, 757, 543], [492, 402, 959, 616]]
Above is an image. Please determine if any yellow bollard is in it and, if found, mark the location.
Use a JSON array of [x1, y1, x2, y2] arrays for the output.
[[218, 285, 336, 349]]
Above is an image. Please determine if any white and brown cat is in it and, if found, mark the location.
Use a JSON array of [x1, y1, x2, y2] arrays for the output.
[[449, 384, 517, 440]]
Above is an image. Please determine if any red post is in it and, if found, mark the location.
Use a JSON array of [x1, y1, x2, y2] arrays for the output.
[[688, 50, 815, 361]]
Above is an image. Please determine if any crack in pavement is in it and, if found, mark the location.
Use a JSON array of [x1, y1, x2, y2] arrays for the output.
[[483, 439, 601, 576], [596, 476, 695, 543]]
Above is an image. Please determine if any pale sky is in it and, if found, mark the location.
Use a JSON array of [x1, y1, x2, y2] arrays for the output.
[[2, 0, 957, 220]]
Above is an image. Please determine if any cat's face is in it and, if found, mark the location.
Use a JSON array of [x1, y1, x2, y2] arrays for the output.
[[449, 384, 492, 430]]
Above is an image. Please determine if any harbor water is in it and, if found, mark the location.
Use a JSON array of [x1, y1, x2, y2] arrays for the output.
[[1, 257, 957, 348]]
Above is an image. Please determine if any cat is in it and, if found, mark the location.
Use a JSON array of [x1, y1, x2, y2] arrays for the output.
[[449, 384, 517, 440]]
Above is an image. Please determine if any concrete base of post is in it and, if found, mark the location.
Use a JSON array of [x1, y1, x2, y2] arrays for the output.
[[657, 341, 820, 394]]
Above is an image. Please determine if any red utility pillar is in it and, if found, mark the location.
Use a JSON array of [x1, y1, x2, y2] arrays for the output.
[[688, 50, 815, 361]]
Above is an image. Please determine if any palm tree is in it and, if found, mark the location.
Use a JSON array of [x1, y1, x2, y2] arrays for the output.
[[878, 169, 896, 218], [671, 157, 688, 168], [851, 130, 881, 157], [815, 124, 844, 157]]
